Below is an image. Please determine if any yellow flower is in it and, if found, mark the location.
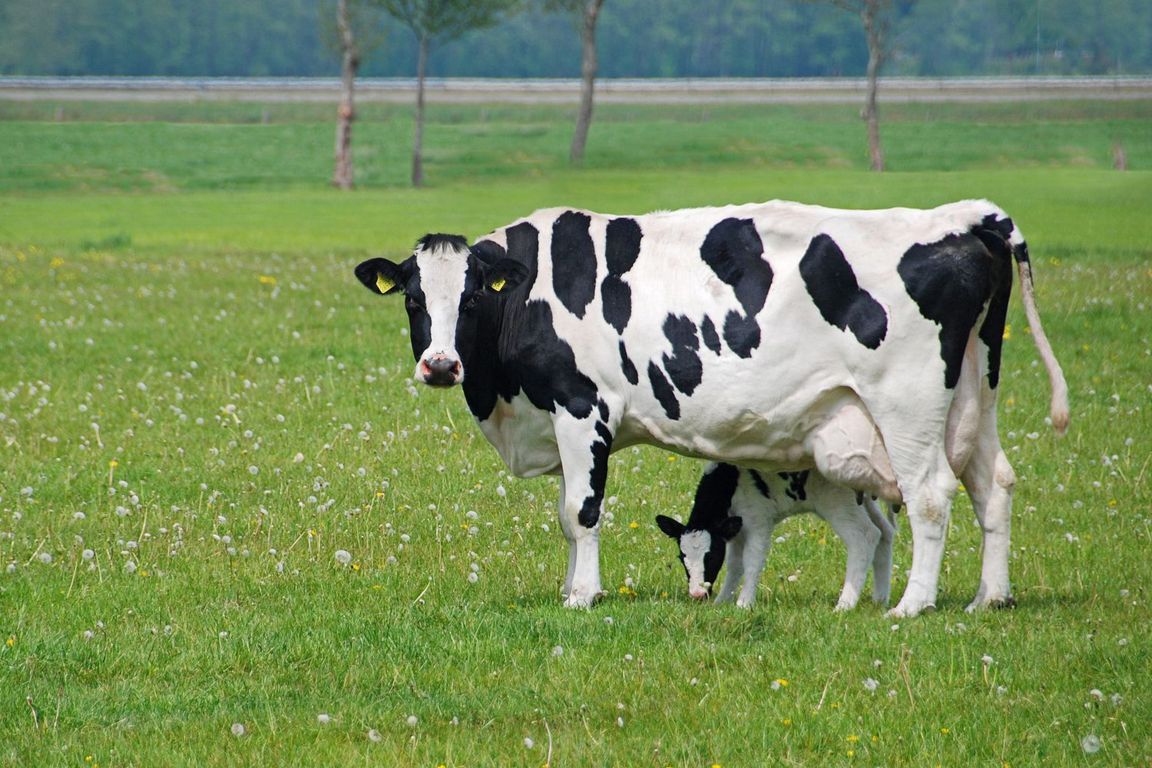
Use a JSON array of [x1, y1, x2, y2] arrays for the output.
[[847, 735, 859, 743], [5, 635, 14, 647], [258, 275, 277, 286], [940, 727, 951, 735], [629, 521, 639, 529], [1002, 323, 1012, 341], [774, 678, 789, 687]]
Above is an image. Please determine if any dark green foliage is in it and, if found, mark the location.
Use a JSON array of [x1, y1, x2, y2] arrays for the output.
[[0, 0, 1149, 76]]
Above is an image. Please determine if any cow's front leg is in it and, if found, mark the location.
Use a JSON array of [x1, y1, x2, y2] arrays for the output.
[[554, 411, 613, 608]]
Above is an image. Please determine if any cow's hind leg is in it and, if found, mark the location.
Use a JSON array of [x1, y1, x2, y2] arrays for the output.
[[961, 417, 1017, 611], [889, 452, 959, 618]]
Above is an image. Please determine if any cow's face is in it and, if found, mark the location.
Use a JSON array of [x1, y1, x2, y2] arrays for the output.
[[655, 514, 743, 600], [356, 235, 527, 387]]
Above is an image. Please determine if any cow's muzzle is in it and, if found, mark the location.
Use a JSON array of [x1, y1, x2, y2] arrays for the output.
[[419, 355, 462, 387]]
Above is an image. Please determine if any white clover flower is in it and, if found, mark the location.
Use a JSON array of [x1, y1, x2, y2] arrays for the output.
[[317, 713, 331, 724], [334, 549, 352, 565]]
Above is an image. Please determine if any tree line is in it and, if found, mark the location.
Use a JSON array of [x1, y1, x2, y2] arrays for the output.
[[1, 0, 1149, 78]]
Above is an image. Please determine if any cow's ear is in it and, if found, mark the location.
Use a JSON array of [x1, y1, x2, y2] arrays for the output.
[[716, 515, 743, 540], [355, 258, 405, 296], [484, 258, 529, 294], [655, 515, 686, 539]]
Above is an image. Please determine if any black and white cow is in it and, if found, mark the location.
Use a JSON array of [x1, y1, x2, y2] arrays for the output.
[[656, 463, 896, 610], [355, 200, 1068, 616]]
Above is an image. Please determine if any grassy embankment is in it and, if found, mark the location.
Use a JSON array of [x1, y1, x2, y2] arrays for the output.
[[0, 99, 1149, 765]]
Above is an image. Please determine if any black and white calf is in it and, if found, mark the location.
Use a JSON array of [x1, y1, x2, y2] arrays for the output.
[[355, 199, 1067, 615], [656, 463, 896, 610]]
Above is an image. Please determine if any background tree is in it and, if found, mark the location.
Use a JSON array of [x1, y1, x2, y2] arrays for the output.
[[332, 0, 359, 189], [816, 0, 915, 171], [376, 0, 521, 187], [546, 0, 606, 164]]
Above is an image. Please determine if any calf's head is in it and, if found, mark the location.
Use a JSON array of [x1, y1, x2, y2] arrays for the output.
[[656, 513, 743, 600], [356, 234, 527, 387]]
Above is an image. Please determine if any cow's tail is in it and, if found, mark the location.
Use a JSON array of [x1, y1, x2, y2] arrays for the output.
[[1009, 235, 1070, 435]]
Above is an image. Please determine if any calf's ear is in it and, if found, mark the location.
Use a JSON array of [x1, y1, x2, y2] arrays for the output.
[[655, 515, 686, 539], [484, 258, 530, 294], [355, 258, 405, 296], [717, 515, 743, 540]]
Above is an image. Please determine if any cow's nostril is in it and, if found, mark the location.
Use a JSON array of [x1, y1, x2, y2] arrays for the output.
[[421, 356, 462, 386]]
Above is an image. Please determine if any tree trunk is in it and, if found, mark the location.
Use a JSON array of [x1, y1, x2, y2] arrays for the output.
[[412, 32, 429, 187], [332, 0, 358, 190], [862, 1, 885, 172], [569, 0, 604, 165]]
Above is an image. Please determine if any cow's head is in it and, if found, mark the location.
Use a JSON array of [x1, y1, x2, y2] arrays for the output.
[[356, 234, 528, 387], [655, 513, 743, 600]]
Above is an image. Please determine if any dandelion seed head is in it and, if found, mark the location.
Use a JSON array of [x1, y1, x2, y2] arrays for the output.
[[551, 645, 564, 657], [863, 678, 879, 693], [405, 715, 418, 727], [1080, 734, 1101, 754], [317, 713, 331, 724], [37, 552, 52, 564], [230, 722, 246, 737], [523, 737, 534, 749], [334, 549, 352, 565], [367, 728, 382, 742]]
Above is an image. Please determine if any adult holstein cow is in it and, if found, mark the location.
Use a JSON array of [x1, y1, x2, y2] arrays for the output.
[[355, 200, 1068, 616]]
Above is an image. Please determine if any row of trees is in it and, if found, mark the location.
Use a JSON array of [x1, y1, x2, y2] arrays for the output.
[[334, 0, 902, 187], [1, 0, 1148, 79]]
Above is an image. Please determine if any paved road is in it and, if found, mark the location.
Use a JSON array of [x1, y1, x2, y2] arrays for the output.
[[2, 76, 1150, 105]]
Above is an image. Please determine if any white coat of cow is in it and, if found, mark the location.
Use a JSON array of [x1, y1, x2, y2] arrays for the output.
[[355, 199, 1068, 616]]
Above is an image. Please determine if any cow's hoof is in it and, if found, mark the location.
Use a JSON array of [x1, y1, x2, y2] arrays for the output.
[[965, 594, 1016, 613], [563, 588, 602, 609], [886, 600, 936, 619]]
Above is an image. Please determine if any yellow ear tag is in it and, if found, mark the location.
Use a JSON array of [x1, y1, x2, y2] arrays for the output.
[[375, 273, 396, 294], [489, 277, 507, 292]]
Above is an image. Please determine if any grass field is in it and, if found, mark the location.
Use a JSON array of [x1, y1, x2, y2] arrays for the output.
[[1, 99, 1150, 766]]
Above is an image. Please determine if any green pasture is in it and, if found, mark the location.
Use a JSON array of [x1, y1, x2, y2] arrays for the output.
[[0, 100, 1150, 766]]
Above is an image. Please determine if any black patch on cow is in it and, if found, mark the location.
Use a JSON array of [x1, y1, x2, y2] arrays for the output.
[[597, 399, 610, 422], [511, 300, 600, 419], [647, 361, 680, 420], [700, 316, 722, 355], [459, 225, 541, 421], [606, 217, 642, 275], [749, 469, 771, 499], [600, 218, 642, 334], [700, 218, 773, 316], [601, 275, 632, 334], [779, 470, 810, 502], [661, 314, 703, 395], [551, 211, 597, 319], [505, 221, 541, 281], [971, 221, 1015, 389], [898, 233, 994, 389], [618, 341, 639, 385], [799, 234, 888, 350], [687, 463, 741, 529], [471, 238, 507, 265], [722, 310, 761, 359], [579, 420, 613, 528]]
